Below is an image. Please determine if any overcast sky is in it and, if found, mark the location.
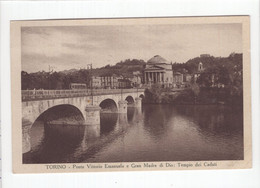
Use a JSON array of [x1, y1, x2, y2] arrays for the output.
[[22, 23, 242, 73]]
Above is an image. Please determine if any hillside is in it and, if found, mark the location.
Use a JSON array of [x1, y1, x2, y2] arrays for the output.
[[92, 59, 145, 77], [172, 53, 242, 74], [22, 59, 146, 90]]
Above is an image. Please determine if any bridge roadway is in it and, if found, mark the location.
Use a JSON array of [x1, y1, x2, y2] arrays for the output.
[[22, 88, 145, 101], [22, 88, 145, 154]]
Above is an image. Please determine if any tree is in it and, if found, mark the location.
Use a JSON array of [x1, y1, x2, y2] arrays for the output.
[[190, 77, 200, 104], [144, 84, 164, 103]]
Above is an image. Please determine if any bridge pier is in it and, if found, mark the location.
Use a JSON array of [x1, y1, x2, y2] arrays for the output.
[[21, 89, 145, 154], [118, 100, 128, 113], [85, 105, 101, 125], [134, 97, 142, 108]]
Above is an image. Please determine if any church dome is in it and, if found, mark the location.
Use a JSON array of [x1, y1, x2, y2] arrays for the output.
[[147, 55, 169, 64]]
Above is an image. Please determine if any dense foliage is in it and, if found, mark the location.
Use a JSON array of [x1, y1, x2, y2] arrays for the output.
[[22, 69, 91, 90], [172, 53, 242, 74], [145, 53, 243, 105], [93, 59, 145, 77]]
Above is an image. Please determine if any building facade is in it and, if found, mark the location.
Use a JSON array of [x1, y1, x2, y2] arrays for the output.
[[132, 71, 142, 87], [173, 72, 183, 88], [91, 76, 102, 89], [194, 62, 204, 81], [143, 55, 174, 88], [200, 54, 210, 58], [100, 74, 123, 89], [118, 79, 132, 88]]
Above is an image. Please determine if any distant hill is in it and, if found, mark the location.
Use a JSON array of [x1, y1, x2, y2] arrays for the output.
[[61, 69, 78, 75], [172, 53, 242, 74], [22, 58, 146, 90], [92, 59, 145, 77]]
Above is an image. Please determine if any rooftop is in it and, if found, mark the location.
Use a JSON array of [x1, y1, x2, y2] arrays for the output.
[[147, 55, 169, 64]]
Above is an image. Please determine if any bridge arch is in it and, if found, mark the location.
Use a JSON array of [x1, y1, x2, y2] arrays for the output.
[[35, 104, 85, 125], [22, 89, 145, 153], [27, 104, 85, 155], [99, 98, 118, 113], [125, 95, 135, 105], [139, 94, 145, 100]]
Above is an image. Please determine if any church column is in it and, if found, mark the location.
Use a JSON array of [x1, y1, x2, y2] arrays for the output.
[[162, 73, 164, 82], [151, 72, 154, 83]]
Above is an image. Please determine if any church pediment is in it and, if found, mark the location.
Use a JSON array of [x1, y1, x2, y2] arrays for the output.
[[145, 65, 166, 70]]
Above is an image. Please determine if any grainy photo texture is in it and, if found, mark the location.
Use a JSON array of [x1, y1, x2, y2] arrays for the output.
[[11, 16, 251, 173]]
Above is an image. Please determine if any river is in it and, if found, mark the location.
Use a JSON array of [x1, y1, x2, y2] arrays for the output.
[[23, 104, 243, 163]]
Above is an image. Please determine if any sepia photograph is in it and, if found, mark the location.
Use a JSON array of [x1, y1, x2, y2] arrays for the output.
[[11, 16, 251, 173]]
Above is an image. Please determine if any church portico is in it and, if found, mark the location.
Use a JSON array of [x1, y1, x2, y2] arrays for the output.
[[144, 55, 173, 87], [144, 71, 165, 84]]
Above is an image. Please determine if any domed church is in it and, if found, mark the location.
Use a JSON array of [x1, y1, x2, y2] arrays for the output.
[[144, 55, 174, 88]]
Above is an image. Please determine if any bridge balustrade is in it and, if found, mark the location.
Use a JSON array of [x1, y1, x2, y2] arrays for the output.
[[22, 88, 145, 101]]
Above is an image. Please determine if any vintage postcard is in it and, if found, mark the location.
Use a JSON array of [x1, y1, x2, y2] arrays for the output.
[[11, 16, 251, 173]]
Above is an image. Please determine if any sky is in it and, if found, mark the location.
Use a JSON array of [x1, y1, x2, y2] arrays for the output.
[[21, 23, 242, 73]]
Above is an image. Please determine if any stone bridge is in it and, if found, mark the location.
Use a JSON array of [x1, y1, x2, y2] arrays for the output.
[[22, 88, 145, 154]]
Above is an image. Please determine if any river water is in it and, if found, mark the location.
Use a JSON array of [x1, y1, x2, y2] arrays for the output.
[[23, 104, 243, 163]]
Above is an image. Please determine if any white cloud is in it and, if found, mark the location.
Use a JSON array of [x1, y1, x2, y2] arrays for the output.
[[22, 23, 242, 73]]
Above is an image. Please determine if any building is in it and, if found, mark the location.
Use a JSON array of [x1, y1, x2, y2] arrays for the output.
[[194, 62, 204, 81], [143, 55, 174, 88], [100, 74, 122, 89], [173, 72, 183, 88], [129, 71, 142, 87], [91, 76, 101, 89], [183, 74, 192, 87], [118, 79, 132, 88]]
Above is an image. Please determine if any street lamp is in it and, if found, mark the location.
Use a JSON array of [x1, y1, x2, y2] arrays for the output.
[[48, 65, 55, 90], [86, 64, 93, 105]]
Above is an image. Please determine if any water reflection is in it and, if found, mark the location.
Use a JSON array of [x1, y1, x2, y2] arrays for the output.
[[143, 104, 169, 138], [24, 123, 85, 163], [100, 113, 118, 135], [24, 104, 244, 163], [174, 105, 243, 138], [127, 107, 135, 123]]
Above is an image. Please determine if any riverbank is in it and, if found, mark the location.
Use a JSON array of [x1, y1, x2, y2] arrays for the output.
[[143, 87, 243, 105]]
